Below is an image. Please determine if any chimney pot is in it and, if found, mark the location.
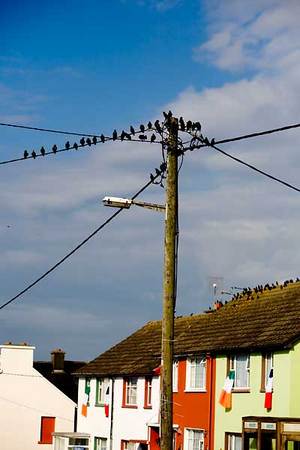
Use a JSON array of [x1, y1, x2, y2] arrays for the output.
[[51, 348, 65, 373]]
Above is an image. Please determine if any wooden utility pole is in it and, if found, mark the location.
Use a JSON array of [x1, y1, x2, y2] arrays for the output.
[[161, 116, 179, 450]]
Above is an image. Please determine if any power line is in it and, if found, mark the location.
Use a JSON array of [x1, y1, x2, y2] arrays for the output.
[[0, 122, 102, 137], [209, 143, 300, 193], [0, 168, 163, 311], [182, 121, 300, 152]]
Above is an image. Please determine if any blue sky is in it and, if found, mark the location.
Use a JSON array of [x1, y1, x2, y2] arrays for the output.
[[1, 0, 300, 360]]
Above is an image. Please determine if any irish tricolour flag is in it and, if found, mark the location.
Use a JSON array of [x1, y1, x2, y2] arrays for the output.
[[219, 370, 234, 409], [81, 382, 91, 417], [264, 368, 273, 410]]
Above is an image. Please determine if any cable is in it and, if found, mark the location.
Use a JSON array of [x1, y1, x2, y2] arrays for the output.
[[0, 122, 102, 137], [0, 169, 162, 311], [182, 122, 300, 152], [209, 143, 300, 193]]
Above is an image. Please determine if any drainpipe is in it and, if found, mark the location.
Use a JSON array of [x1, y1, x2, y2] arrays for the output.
[[110, 378, 115, 450]]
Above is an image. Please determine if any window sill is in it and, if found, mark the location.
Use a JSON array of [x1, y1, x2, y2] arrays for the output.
[[184, 389, 207, 393], [122, 404, 138, 409], [232, 388, 250, 393], [144, 405, 152, 409]]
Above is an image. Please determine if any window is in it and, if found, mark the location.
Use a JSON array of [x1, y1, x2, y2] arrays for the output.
[[229, 354, 250, 390], [173, 360, 178, 392], [39, 416, 55, 444], [185, 429, 204, 450], [261, 353, 274, 391], [226, 433, 242, 450], [95, 437, 107, 450], [96, 378, 109, 405], [68, 437, 89, 449], [144, 377, 152, 408], [186, 357, 206, 391], [123, 378, 138, 406]]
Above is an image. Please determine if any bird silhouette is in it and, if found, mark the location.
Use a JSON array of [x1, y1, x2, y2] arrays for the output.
[[147, 121, 152, 129], [23, 150, 29, 159], [92, 136, 97, 145], [140, 124, 145, 133], [120, 131, 126, 141], [139, 134, 147, 140], [86, 138, 92, 146], [112, 130, 118, 140], [100, 134, 105, 143], [65, 141, 70, 149], [40, 146, 46, 156], [154, 120, 162, 133], [73, 142, 78, 150], [52, 145, 57, 153], [179, 117, 185, 131], [80, 138, 85, 146], [186, 120, 192, 131], [31, 151, 37, 159], [130, 126, 135, 135], [150, 134, 156, 143]]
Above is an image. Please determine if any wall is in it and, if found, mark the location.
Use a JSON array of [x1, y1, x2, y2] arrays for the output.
[[77, 376, 160, 450], [0, 345, 75, 450], [173, 356, 216, 450], [214, 346, 300, 450]]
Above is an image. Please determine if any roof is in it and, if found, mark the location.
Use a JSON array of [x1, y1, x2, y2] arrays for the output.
[[34, 360, 86, 401], [76, 279, 300, 376]]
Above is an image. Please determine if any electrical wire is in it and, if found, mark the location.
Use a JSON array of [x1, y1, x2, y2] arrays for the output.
[[182, 121, 300, 152], [209, 143, 300, 193], [0, 136, 162, 167], [0, 170, 162, 311], [0, 122, 102, 137]]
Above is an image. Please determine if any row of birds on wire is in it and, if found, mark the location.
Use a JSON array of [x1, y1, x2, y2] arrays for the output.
[[21, 111, 204, 161]]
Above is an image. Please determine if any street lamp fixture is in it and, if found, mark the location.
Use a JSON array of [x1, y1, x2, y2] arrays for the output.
[[102, 196, 165, 213]]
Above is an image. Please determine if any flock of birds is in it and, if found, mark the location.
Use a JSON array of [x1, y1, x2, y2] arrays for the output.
[[21, 111, 206, 161]]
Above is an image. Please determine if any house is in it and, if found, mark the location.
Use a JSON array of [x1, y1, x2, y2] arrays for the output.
[[34, 348, 85, 402], [0, 342, 76, 450], [55, 278, 300, 450]]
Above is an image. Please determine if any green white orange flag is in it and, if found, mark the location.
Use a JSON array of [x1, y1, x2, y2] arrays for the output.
[[219, 370, 235, 409], [81, 381, 91, 417]]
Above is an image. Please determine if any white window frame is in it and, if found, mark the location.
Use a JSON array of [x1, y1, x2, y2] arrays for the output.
[[96, 378, 109, 405], [230, 354, 250, 390], [184, 428, 204, 450], [145, 377, 152, 407], [264, 353, 274, 390], [227, 433, 242, 450], [125, 378, 138, 406], [95, 437, 108, 450], [67, 437, 89, 449], [185, 357, 206, 391], [173, 360, 179, 392]]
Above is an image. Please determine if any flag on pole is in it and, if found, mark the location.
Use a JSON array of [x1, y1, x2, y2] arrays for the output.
[[104, 385, 110, 417], [81, 381, 91, 417], [264, 368, 273, 409], [219, 370, 235, 409]]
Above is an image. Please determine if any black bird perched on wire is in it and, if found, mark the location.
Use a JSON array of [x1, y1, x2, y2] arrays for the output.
[[179, 117, 185, 131], [112, 129, 118, 140], [52, 144, 57, 153], [65, 141, 70, 150], [148, 121, 152, 129], [100, 134, 105, 143], [92, 136, 97, 145], [130, 126, 135, 135], [139, 134, 147, 141], [24, 150, 29, 159], [86, 138, 92, 146], [73, 142, 78, 150], [140, 124, 145, 133], [120, 131, 126, 141], [80, 137, 85, 146], [150, 133, 156, 143], [186, 120, 192, 131], [31, 151, 37, 159], [154, 120, 162, 133], [40, 146, 46, 156], [194, 121, 201, 131]]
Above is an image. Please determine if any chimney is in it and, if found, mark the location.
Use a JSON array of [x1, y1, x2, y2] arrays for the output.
[[51, 348, 65, 373]]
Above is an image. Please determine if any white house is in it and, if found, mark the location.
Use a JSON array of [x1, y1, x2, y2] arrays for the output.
[[53, 321, 161, 450], [0, 342, 75, 450]]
